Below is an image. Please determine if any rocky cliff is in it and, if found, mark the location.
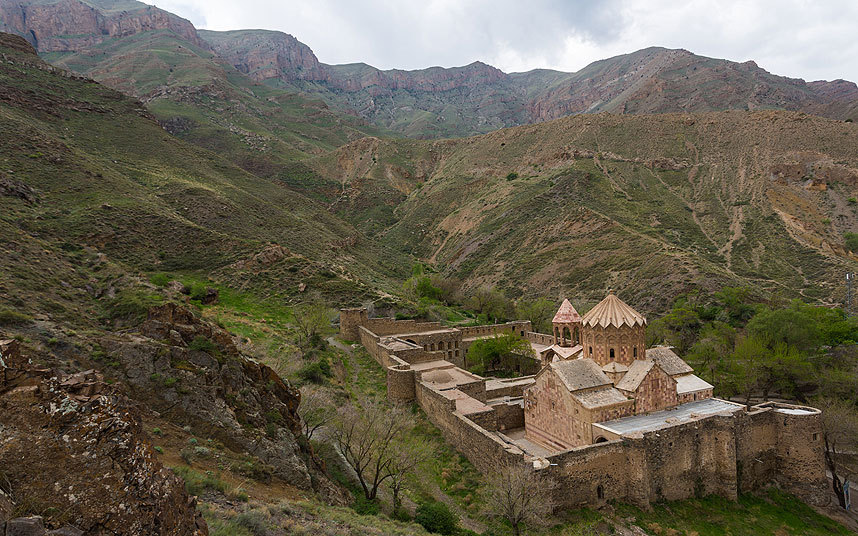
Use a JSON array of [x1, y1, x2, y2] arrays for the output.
[[0, 339, 208, 535], [0, 0, 204, 52]]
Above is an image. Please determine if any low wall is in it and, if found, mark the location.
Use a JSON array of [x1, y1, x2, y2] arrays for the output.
[[493, 400, 524, 431], [525, 331, 554, 346], [365, 317, 444, 337]]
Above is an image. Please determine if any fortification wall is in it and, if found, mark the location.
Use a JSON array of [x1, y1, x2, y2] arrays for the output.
[[340, 308, 368, 341], [637, 416, 738, 503], [365, 317, 444, 336], [772, 406, 829, 505], [414, 381, 521, 473], [459, 320, 532, 338], [546, 440, 632, 507], [388, 362, 416, 403], [359, 326, 385, 366], [734, 408, 778, 493], [525, 331, 554, 346]]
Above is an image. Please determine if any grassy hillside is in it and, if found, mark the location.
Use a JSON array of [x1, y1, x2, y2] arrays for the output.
[[41, 29, 391, 177], [0, 33, 410, 324], [290, 111, 858, 312]]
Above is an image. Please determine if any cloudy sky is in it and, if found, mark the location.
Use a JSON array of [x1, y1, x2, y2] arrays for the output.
[[155, 0, 858, 82]]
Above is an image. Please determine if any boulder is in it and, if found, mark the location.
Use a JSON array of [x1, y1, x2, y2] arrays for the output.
[[5, 517, 45, 536]]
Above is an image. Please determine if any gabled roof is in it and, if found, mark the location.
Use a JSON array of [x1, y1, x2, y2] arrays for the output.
[[646, 346, 693, 376], [615, 360, 655, 392], [602, 362, 629, 374], [552, 299, 582, 324], [541, 344, 583, 360], [581, 291, 646, 328], [573, 387, 631, 409], [675, 374, 714, 394], [549, 359, 612, 392]]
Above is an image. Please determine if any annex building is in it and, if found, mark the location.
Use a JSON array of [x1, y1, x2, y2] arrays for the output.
[[340, 292, 828, 509]]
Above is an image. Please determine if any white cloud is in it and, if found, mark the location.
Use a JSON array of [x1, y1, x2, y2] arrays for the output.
[[153, 0, 858, 82]]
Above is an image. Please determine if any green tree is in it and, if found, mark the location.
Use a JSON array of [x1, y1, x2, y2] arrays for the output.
[[415, 501, 457, 535], [515, 297, 556, 333], [467, 334, 535, 375]]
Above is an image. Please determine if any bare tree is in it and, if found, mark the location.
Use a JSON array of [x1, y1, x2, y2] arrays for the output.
[[331, 399, 411, 501], [388, 436, 432, 513], [814, 397, 858, 508], [293, 302, 333, 350], [484, 462, 556, 536], [297, 386, 335, 441]]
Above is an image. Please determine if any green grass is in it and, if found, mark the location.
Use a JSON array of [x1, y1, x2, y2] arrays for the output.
[[614, 488, 853, 536]]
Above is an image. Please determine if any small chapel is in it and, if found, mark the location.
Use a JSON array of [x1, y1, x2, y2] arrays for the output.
[[523, 291, 713, 450]]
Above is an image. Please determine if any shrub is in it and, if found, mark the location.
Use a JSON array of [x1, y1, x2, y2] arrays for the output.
[[846, 232, 858, 252], [107, 290, 163, 324], [171, 466, 228, 496], [189, 283, 209, 302], [154, 446, 164, 454], [152, 427, 163, 437], [148, 273, 171, 287], [189, 335, 217, 354], [298, 358, 332, 384], [233, 510, 269, 536], [352, 493, 380, 516], [505, 172, 518, 181], [0, 308, 33, 326], [849, 197, 857, 204], [415, 501, 457, 535], [392, 507, 412, 522]]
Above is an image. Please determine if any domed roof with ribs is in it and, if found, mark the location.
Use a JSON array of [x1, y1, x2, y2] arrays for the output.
[[552, 299, 581, 324], [581, 291, 646, 328]]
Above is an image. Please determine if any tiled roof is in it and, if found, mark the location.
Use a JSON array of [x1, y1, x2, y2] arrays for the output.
[[646, 346, 693, 376], [541, 344, 583, 360], [549, 359, 612, 392], [615, 360, 655, 392], [581, 291, 646, 328], [675, 374, 714, 394], [573, 387, 630, 409], [552, 299, 582, 324], [602, 362, 629, 373]]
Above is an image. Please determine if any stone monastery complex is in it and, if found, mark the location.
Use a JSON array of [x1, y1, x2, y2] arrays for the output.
[[340, 292, 828, 508]]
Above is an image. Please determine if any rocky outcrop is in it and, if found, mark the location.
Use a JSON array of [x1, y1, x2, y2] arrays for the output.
[[0, 337, 207, 535], [199, 29, 325, 82], [0, 0, 205, 52], [99, 304, 343, 499]]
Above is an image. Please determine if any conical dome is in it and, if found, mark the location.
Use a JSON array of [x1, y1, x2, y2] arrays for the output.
[[552, 299, 581, 324], [581, 291, 646, 328]]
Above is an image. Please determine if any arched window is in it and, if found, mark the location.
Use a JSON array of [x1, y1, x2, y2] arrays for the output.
[[633, 347, 637, 358], [589, 346, 593, 356], [609, 348, 615, 359], [597, 484, 605, 500]]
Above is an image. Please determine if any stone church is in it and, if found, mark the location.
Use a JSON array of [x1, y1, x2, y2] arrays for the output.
[[524, 291, 713, 450]]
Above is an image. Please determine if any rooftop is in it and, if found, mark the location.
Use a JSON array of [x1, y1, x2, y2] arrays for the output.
[[581, 291, 646, 329], [553, 299, 582, 324], [594, 398, 744, 436], [646, 346, 694, 376], [675, 374, 714, 394], [549, 359, 612, 392], [615, 360, 656, 392], [573, 387, 631, 409]]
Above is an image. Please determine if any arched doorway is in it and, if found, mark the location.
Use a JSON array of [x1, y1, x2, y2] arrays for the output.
[[594, 436, 608, 444]]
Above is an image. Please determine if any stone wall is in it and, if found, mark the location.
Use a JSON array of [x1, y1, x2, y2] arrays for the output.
[[677, 387, 713, 404], [772, 405, 829, 505], [414, 381, 521, 473], [525, 331, 554, 346], [459, 320, 532, 338], [493, 400, 525, 431], [387, 362, 416, 403], [340, 308, 368, 341], [544, 440, 632, 507]]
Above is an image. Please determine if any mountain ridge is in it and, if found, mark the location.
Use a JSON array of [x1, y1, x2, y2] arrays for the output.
[[3, 0, 856, 139]]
